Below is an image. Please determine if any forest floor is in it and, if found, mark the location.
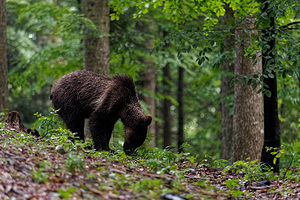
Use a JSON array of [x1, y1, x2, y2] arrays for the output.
[[0, 124, 299, 199]]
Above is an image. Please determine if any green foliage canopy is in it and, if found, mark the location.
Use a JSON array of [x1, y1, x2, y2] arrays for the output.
[[5, 0, 299, 158]]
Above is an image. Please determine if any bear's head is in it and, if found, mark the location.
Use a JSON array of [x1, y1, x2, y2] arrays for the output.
[[123, 115, 152, 154]]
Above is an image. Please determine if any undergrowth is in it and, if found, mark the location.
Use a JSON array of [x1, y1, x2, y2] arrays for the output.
[[0, 110, 299, 199]]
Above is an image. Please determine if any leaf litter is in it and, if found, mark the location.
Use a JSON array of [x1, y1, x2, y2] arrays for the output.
[[0, 128, 299, 200]]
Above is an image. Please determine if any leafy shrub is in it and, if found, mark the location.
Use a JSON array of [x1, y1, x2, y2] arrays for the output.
[[223, 159, 274, 182], [65, 153, 84, 174], [32, 107, 65, 137]]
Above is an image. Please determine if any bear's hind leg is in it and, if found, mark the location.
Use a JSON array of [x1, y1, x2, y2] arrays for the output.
[[65, 117, 85, 141]]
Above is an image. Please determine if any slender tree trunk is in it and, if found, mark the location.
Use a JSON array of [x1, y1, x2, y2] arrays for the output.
[[162, 30, 172, 148], [0, 0, 9, 111], [142, 64, 156, 147], [82, 0, 110, 139], [137, 19, 156, 147], [221, 4, 235, 160], [260, 0, 281, 173], [177, 66, 184, 152], [232, 16, 264, 161], [163, 63, 172, 148], [82, 0, 110, 75]]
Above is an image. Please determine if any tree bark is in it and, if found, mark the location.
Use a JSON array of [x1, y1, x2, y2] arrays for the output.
[[141, 64, 156, 147], [82, 0, 110, 139], [232, 16, 264, 162], [162, 30, 172, 148], [163, 63, 172, 148], [177, 66, 184, 152], [137, 19, 156, 147], [82, 0, 110, 75], [0, 0, 9, 111], [260, 0, 281, 173], [221, 4, 235, 160]]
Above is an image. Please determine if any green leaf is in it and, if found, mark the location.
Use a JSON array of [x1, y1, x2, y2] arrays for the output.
[[265, 90, 271, 97], [58, 188, 71, 198]]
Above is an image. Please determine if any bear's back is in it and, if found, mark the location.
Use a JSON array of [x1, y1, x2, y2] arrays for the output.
[[50, 70, 112, 111], [50, 70, 138, 117], [57, 70, 110, 85]]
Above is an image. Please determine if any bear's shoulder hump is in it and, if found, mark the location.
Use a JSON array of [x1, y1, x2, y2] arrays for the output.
[[112, 74, 135, 91]]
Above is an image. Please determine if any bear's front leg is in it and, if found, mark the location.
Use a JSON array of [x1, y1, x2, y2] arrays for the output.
[[89, 112, 117, 151]]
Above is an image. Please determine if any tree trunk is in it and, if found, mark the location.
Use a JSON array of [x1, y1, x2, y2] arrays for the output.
[[141, 64, 156, 147], [260, 0, 281, 173], [177, 66, 184, 152], [162, 30, 172, 148], [221, 4, 235, 160], [163, 63, 172, 148], [82, 0, 110, 139], [232, 16, 264, 162], [137, 19, 156, 147], [0, 0, 9, 111], [82, 0, 110, 75]]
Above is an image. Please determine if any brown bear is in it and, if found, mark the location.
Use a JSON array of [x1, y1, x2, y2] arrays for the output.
[[50, 70, 152, 154]]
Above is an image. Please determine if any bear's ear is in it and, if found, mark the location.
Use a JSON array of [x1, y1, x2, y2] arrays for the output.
[[144, 115, 152, 126]]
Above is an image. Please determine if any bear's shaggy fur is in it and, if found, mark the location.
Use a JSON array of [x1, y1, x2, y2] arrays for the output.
[[50, 70, 152, 153]]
